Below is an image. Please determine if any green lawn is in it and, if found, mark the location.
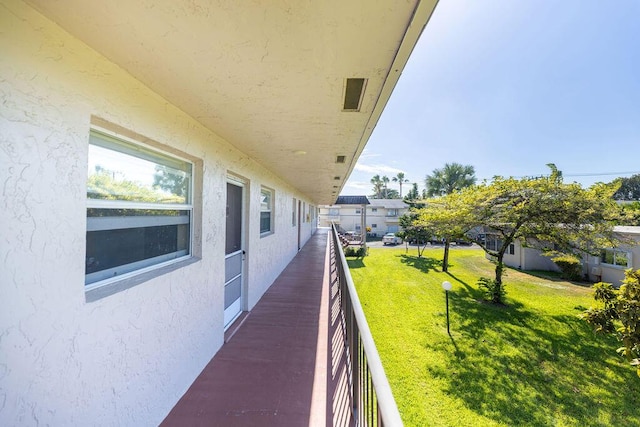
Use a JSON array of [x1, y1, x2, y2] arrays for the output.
[[348, 247, 640, 427]]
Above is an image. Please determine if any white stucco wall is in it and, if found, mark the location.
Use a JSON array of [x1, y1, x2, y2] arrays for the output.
[[0, 1, 315, 425], [519, 246, 560, 272], [586, 231, 640, 286]]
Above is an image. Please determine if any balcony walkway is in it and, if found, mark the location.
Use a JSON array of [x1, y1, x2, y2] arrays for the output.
[[162, 228, 352, 426]]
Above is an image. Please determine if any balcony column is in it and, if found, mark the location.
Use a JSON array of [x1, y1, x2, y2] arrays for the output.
[[361, 204, 367, 247]]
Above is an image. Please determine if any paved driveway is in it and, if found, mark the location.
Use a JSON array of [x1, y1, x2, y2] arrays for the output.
[[366, 241, 481, 249]]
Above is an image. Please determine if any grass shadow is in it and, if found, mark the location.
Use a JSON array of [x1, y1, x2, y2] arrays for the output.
[[399, 254, 442, 274], [346, 258, 366, 269], [438, 288, 639, 426], [445, 271, 474, 291], [520, 270, 594, 288]]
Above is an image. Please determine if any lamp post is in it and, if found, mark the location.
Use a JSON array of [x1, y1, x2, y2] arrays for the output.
[[442, 281, 452, 335]]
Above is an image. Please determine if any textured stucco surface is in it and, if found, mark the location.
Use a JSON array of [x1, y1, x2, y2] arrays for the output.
[[22, 0, 432, 204], [0, 1, 315, 425]]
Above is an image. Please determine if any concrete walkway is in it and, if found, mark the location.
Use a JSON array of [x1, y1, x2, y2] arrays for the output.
[[161, 229, 330, 426]]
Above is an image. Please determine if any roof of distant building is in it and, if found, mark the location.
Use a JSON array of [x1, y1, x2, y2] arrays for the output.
[[335, 195, 370, 205], [614, 225, 640, 235], [368, 198, 409, 209]]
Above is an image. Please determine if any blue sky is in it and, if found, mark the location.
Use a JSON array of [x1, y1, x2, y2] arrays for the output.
[[343, 0, 640, 196]]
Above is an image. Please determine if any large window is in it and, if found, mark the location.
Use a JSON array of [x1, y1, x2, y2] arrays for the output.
[[86, 130, 193, 288], [260, 187, 274, 235], [600, 248, 631, 268], [486, 235, 502, 252]]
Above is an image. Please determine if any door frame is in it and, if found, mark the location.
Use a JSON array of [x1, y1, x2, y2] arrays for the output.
[[297, 200, 302, 251], [225, 175, 247, 329]]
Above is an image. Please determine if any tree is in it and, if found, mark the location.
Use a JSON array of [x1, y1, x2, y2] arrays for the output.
[[384, 189, 400, 199], [153, 165, 189, 198], [398, 210, 433, 258], [88, 166, 183, 203], [370, 175, 384, 199], [613, 174, 640, 201], [392, 172, 409, 197], [470, 166, 620, 303], [422, 163, 477, 271], [404, 182, 419, 201], [581, 269, 640, 377], [419, 165, 621, 303], [382, 175, 390, 198], [619, 201, 640, 226], [416, 194, 475, 272], [425, 163, 476, 197]]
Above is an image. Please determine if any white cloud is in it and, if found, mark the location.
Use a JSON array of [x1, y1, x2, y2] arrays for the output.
[[357, 149, 382, 159], [354, 162, 403, 175], [340, 180, 372, 195]]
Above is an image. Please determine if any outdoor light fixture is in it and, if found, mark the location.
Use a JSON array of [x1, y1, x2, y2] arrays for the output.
[[442, 281, 452, 335]]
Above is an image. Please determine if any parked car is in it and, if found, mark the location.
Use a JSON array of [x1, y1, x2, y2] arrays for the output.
[[342, 231, 362, 242], [382, 233, 402, 245], [454, 238, 473, 246]]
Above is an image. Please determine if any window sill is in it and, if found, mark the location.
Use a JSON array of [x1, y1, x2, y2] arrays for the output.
[[600, 263, 629, 271], [260, 231, 274, 238], [85, 257, 200, 303]]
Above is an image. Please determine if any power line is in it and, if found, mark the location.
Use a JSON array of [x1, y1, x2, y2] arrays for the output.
[[519, 171, 640, 179], [563, 171, 640, 178], [480, 170, 640, 182]]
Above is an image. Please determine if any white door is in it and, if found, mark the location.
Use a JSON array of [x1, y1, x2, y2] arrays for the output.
[[224, 181, 244, 328]]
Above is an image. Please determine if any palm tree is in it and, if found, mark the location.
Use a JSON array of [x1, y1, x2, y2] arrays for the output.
[[392, 172, 409, 197], [425, 163, 476, 197], [405, 182, 419, 201], [370, 175, 384, 198], [424, 163, 476, 272], [382, 176, 390, 198]]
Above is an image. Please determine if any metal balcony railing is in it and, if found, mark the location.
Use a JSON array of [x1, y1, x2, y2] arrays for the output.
[[329, 224, 403, 427]]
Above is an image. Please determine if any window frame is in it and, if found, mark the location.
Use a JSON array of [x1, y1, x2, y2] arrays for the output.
[[600, 248, 631, 268], [260, 186, 274, 236], [85, 128, 195, 293], [292, 197, 297, 226]]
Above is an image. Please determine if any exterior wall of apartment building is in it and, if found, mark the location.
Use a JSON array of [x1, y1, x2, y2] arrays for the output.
[[489, 227, 640, 287], [318, 198, 408, 235], [0, 3, 316, 425], [585, 227, 640, 285]]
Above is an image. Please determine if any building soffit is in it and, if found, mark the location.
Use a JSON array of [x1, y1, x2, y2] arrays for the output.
[[25, 0, 438, 205]]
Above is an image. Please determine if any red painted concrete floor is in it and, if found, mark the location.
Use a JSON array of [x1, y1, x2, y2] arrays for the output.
[[161, 229, 335, 427]]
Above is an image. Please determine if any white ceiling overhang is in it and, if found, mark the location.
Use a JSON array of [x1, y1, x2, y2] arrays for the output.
[[26, 0, 438, 204]]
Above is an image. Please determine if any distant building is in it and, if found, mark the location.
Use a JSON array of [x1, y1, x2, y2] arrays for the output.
[[319, 197, 409, 236], [487, 226, 640, 286]]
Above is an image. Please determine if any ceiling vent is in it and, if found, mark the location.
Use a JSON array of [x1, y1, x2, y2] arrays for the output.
[[336, 155, 346, 164], [343, 78, 367, 111]]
